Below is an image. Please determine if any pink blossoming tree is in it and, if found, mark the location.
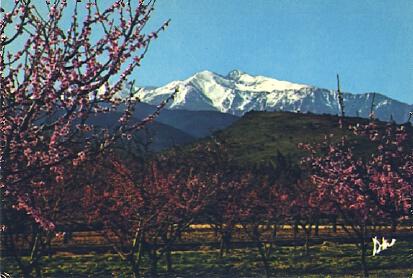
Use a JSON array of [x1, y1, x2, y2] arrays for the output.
[[1, 0, 171, 276], [83, 154, 220, 278], [300, 122, 413, 277]]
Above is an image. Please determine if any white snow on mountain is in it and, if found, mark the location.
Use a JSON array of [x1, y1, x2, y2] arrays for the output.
[[129, 70, 412, 124], [229, 69, 309, 91]]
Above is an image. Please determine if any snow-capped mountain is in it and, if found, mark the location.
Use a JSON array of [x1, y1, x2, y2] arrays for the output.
[[132, 70, 413, 123]]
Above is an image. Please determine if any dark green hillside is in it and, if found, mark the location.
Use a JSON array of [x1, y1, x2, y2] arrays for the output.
[[198, 111, 413, 165]]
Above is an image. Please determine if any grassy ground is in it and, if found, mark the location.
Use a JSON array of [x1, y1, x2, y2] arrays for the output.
[[2, 240, 412, 277]]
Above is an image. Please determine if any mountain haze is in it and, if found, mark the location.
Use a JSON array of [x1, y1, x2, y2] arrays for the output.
[[83, 103, 239, 151], [87, 112, 196, 151], [131, 103, 239, 138]]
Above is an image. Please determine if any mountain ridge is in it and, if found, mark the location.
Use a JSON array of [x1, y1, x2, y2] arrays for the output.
[[181, 110, 413, 165], [129, 70, 412, 124]]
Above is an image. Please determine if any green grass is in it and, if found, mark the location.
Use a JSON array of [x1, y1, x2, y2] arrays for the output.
[[2, 240, 412, 277]]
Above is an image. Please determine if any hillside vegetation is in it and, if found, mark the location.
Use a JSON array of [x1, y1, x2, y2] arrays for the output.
[[188, 111, 413, 165]]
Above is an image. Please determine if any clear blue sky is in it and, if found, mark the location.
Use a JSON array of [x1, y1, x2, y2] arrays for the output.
[[137, 0, 413, 104], [3, 1, 412, 104]]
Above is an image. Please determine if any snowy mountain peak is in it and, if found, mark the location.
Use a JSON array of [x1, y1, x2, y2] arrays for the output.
[[133, 70, 413, 123], [191, 70, 216, 79]]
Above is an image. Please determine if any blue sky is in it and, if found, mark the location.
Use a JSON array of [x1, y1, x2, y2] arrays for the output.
[[138, 0, 413, 104], [3, 1, 412, 104]]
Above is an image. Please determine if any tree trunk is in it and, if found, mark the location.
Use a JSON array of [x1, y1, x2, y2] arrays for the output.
[[332, 215, 337, 233], [293, 220, 299, 250], [268, 224, 277, 257], [253, 226, 271, 278], [149, 250, 159, 277], [257, 242, 271, 278], [224, 230, 232, 255], [29, 232, 42, 278], [391, 219, 397, 236], [361, 241, 368, 277], [22, 266, 34, 278], [305, 229, 310, 256], [5, 230, 34, 277], [130, 226, 145, 278], [35, 264, 43, 278], [219, 236, 225, 258], [131, 240, 144, 278], [314, 218, 319, 236], [166, 248, 173, 273], [303, 224, 312, 256], [131, 259, 141, 278], [136, 238, 144, 274], [219, 229, 232, 258], [161, 227, 174, 274], [360, 223, 369, 277], [214, 224, 221, 239]]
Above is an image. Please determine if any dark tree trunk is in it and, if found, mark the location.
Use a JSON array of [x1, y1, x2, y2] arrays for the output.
[[252, 226, 271, 278], [213, 224, 220, 238], [305, 229, 310, 255], [219, 236, 225, 258], [130, 227, 145, 278], [224, 230, 232, 255], [361, 242, 368, 277], [303, 224, 312, 256], [130, 241, 144, 278], [131, 259, 141, 278], [219, 228, 232, 258], [148, 247, 159, 277], [332, 215, 337, 233], [35, 264, 43, 278], [360, 223, 369, 277], [29, 232, 42, 278], [22, 266, 34, 278], [270, 224, 277, 255], [391, 219, 397, 235], [166, 248, 173, 273], [257, 241, 271, 278], [293, 220, 299, 250]]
